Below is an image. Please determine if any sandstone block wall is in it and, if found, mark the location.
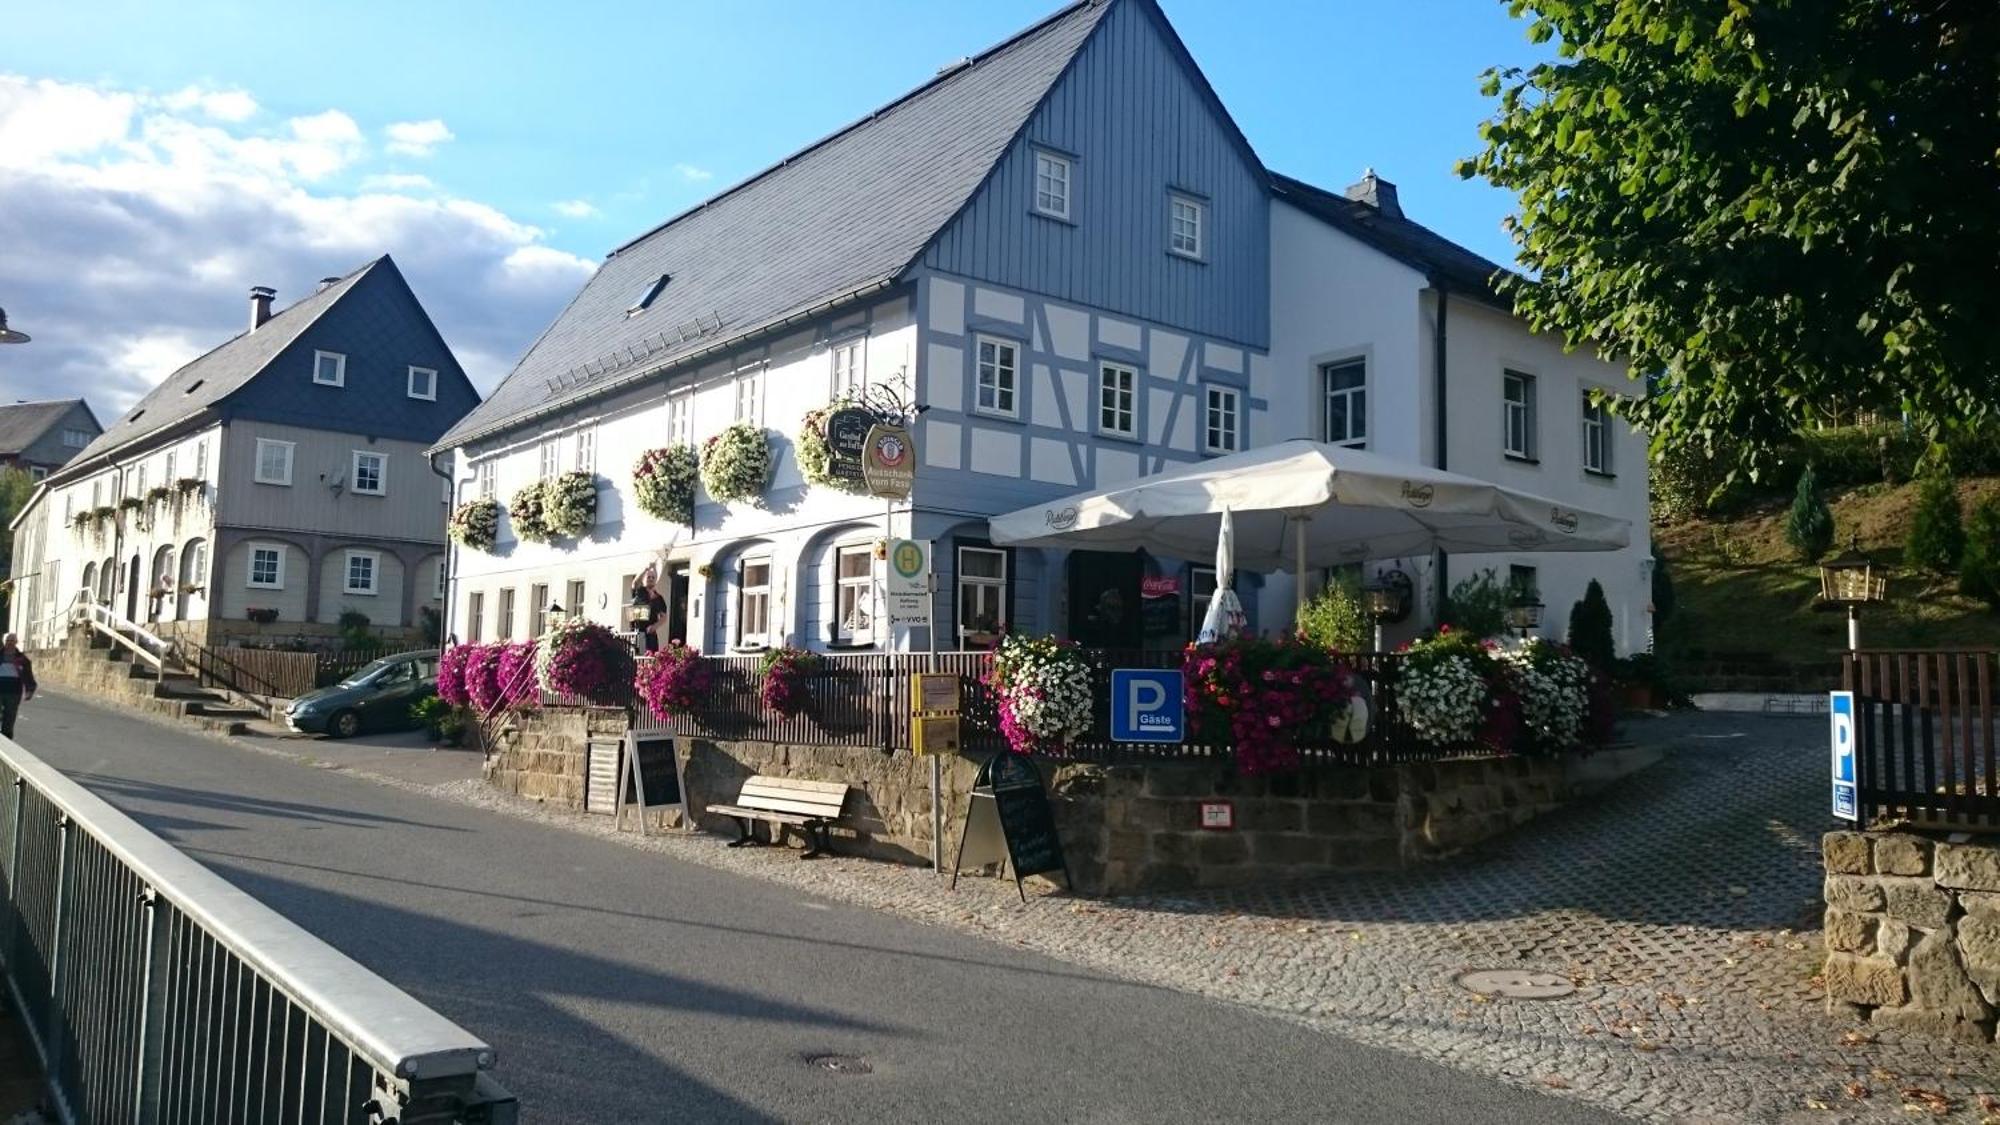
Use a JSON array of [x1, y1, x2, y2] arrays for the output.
[[1823, 830, 2000, 1045]]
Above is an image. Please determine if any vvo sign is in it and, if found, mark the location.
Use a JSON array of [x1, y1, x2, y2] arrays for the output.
[[1110, 669, 1184, 744], [1830, 690, 1858, 822]]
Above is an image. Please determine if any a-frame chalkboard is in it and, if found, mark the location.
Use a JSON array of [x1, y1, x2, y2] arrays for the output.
[[950, 752, 1069, 902]]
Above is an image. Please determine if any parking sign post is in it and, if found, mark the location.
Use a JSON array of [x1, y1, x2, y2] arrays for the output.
[[1110, 669, 1185, 744], [1830, 690, 1858, 822]]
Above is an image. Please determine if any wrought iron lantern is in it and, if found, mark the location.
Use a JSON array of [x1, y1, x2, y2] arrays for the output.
[[1504, 593, 1545, 640], [1819, 535, 1887, 650], [1362, 570, 1412, 652]]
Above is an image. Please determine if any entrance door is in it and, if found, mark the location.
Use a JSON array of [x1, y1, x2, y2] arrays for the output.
[[665, 565, 690, 646], [125, 556, 141, 622], [1067, 551, 1143, 651]]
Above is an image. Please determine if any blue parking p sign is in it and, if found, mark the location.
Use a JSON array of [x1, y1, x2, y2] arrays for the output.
[[1111, 669, 1184, 743], [1830, 690, 1857, 822]]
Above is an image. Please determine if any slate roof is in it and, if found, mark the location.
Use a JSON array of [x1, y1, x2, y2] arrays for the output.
[[436, 0, 1115, 450], [54, 259, 380, 482], [0, 399, 90, 458], [1268, 172, 1515, 309]]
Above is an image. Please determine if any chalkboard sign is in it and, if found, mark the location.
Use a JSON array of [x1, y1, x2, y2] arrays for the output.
[[951, 752, 1069, 901], [622, 738, 681, 806], [825, 408, 874, 485]]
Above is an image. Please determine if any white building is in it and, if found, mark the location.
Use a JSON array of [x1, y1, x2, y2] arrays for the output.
[[434, 0, 1651, 659]]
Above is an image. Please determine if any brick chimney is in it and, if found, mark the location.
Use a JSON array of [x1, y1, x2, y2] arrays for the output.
[[1344, 167, 1402, 220], [248, 286, 276, 332]]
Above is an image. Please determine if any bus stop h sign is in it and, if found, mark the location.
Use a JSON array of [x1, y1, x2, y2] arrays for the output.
[[1111, 669, 1184, 743]]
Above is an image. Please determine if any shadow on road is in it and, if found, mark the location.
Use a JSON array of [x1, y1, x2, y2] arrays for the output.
[[63, 772, 468, 834]]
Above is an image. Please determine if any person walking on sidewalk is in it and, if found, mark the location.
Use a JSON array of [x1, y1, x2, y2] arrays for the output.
[[0, 633, 35, 739]]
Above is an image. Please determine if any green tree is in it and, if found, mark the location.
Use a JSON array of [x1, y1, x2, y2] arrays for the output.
[[1960, 498, 2000, 611], [1298, 575, 1370, 652], [1649, 542, 1676, 628], [1784, 465, 1835, 562], [1442, 568, 1511, 639], [1460, 1, 2000, 480], [0, 468, 33, 627], [1907, 473, 1964, 574], [1567, 579, 1616, 670]]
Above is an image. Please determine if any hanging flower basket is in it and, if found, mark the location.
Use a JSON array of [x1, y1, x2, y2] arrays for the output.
[[633, 446, 699, 525], [117, 496, 145, 513], [636, 642, 716, 721], [759, 646, 819, 718], [510, 481, 553, 543], [437, 645, 473, 707], [1496, 638, 1593, 753], [449, 497, 500, 553], [1183, 635, 1359, 775], [699, 423, 773, 505], [144, 485, 173, 505], [174, 477, 205, 495], [537, 619, 638, 706], [986, 634, 1093, 755], [495, 642, 541, 709], [90, 505, 117, 521], [543, 471, 598, 538], [463, 643, 508, 713], [797, 403, 869, 494], [1397, 628, 1508, 751]]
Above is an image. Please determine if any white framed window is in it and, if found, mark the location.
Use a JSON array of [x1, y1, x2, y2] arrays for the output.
[[666, 391, 692, 447], [1032, 149, 1071, 220], [247, 544, 284, 589], [313, 351, 346, 387], [565, 578, 585, 618], [1503, 370, 1538, 460], [466, 591, 485, 642], [737, 557, 772, 648], [975, 336, 1019, 418], [30, 466, 46, 482], [90, 481, 101, 507], [344, 551, 380, 595], [351, 450, 386, 496], [164, 451, 176, 482], [476, 460, 496, 500], [1321, 359, 1367, 448], [830, 339, 865, 398], [834, 545, 874, 646], [538, 440, 560, 480], [529, 583, 549, 636], [574, 426, 596, 472], [734, 368, 764, 426], [134, 464, 147, 497], [1098, 362, 1136, 437], [62, 429, 89, 448], [1168, 192, 1206, 259], [957, 546, 1007, 642], [628, 273, 670, 316], [1204, 385, 1240, 454], [253, 439, 294, 486], [496, 588, 516, 640], [194, 440, 208, 481], [62, 494, 72, 523], [1581, 392, 1612, 475], [407, 366, 437, 401]]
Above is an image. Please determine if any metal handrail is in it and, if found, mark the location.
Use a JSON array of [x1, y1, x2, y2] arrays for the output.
[[76, 603, 173, 674], [0, 732, 514, 1121]]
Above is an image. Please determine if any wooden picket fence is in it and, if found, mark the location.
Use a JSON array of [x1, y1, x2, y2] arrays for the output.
[[1843, 649, 2000, 829]]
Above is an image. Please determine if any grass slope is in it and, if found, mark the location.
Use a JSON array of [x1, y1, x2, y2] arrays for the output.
[[1656, 477, 2000, 670]]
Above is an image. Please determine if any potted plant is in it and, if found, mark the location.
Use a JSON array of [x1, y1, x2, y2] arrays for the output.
[[543, 471, 598, 538], [986, 634, 1094, 755], [797, 401, 869, 495], [632, 446, 699, 525], [145, 484, 172, 505], [449, 497, 501, 553], [247, 607, 279, 624], [1183, 634, 1359, 774], [699, 423, 773, 504], [536, 619, 638, 706], [510, 481, 553, 544], [117, 496, 145, 513], [410, 696, 454, 742], [174, 476, 205, 495], [636, 642, 715, 721], [759, 646, 820, 718]]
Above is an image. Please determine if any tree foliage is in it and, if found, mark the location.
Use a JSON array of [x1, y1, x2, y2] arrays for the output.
[[1960, 498, 2000, 611], [1567, 579, 1617, 670], [1442, 568, 1512, 640], [1461, 1, 2000, 480], [1298, 575, 1371, 652], [1907, 472, 1964, 574], [1784, 464, 1835, 562]]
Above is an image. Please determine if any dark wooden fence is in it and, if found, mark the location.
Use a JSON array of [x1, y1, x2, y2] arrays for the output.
[[187, 644, 413, 700], [1844, 649, 2000, 829], [618, 649, 1444, 766]]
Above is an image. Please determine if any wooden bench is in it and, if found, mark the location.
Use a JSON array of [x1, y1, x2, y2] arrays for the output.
[[707, 776, 851, 859]]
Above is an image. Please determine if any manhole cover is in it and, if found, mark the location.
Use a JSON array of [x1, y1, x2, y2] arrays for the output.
[[805, 1054, 872, 1075], [1455, 969, 1577, 1000]]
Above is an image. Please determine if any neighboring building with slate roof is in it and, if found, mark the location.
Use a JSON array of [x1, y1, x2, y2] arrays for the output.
[[11, 256, 482, 652], [0, 399, 102, 480], [437, 0, 1651, 658]]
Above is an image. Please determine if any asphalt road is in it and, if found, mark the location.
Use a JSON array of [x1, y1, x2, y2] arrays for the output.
[[13, 689, 1620, 1125]]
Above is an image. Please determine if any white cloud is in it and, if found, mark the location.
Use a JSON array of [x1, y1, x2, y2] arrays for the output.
[[384, 118, 453, 157], [0, 74, 594, 414], [674, 163, 712, 182], [552, 198, 598, 219]]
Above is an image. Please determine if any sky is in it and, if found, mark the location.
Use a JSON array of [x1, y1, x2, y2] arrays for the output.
[[0, 0, 1553, 418]]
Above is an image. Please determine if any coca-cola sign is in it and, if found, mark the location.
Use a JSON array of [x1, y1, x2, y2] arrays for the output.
[[1140, 576, 1180, 599]]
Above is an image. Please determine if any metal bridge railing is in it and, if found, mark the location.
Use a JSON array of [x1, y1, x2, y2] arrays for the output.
[[0, 733, 516, 1124]]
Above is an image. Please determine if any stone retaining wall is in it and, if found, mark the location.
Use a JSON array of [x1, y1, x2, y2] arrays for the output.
[[489, 706, 1661, 895], [1822, 829, 2000, 1045]]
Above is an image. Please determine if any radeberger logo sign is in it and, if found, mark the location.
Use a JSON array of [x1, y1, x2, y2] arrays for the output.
[[1550, 507, 1579, 534], [1400, 481, 1435, 508], [1046, 506, 1079, 530]]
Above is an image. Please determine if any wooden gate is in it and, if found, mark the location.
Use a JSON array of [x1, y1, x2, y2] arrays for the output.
[[1844, 649, 2000, 829]]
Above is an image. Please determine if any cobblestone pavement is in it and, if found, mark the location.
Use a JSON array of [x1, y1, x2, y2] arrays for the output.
[[417, 714, 1991, 1121]]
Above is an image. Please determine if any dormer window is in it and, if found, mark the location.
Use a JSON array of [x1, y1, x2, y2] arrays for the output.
[[628, 274, 671, 317], [314, 351, 346, 387]]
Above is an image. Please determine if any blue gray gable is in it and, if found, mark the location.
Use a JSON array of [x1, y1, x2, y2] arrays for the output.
[[920, 0, 1270, 349], [221, 259, 480, 444]]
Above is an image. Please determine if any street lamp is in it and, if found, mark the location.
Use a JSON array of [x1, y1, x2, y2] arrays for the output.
[[1504, 593, 1544, 641], [0, 308, 29, 345], [1363, 570, 1411, 652], [1819, 535, 1887, 651]]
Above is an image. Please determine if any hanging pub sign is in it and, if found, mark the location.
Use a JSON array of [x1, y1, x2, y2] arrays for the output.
[[824, 407, 875, 487], [862, 423, 916, 501], [950, 752, 1069, 902]]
